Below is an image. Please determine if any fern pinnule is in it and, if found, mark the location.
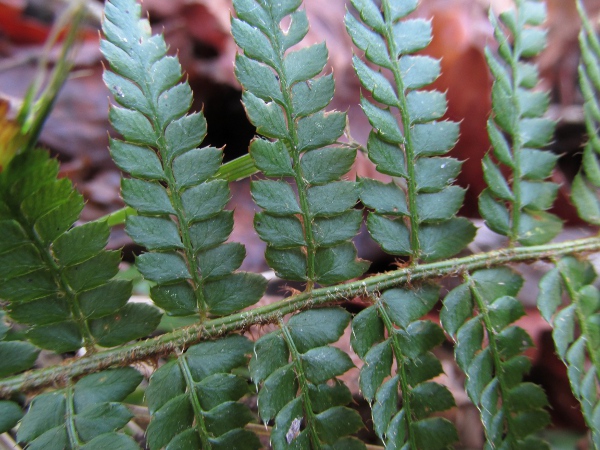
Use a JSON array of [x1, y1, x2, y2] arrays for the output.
[[232, 0, 368, 290], [102, 0, 266, 319]]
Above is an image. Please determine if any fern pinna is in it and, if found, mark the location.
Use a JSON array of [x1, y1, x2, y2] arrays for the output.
[[4, 0, 600, 449], [102, 0, 267, 319], [232, 0, 368, 290], [479, 0, 561, 245]]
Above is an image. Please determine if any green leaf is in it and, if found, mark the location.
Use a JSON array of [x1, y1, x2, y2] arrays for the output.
[[164, 113, 206, 161], [314, 242, 369, 285], [250, 332, 289, 384], [172, 147, 222, 190], [345, 12, 392, 69], [382, 284, 439, 328], [360, 340, 392, 401], [297, 111, 346, 152], [0, 401, 23, 434], [367, 132, 407, 177], [399, 55, 440, 89], [150, 282, 197, 316], [242, 91, 288, 139], [315, 406, 364, 444], [231, 17, 277, 68], [411, 121, 459, 157], [308, 182, 358, 216], [284, 43, 328, 85], [367, 214, 411, 256], [265, 247, 308, 281], [416, 186, 465, 222], [353, 56, 398, 106], [292, 74, 335, 118], [189, 211, 234, 252], [288, 308, 351, 353], [203, 273, 267, 315], [255, 213, 306, 247], [300, 147, 356, 185], [419, 218, 476, 261], [0, 341, 40, 377], [361, 178, 408, 215], [109, 106, 157, 147], [125, 216, 183, 251], [136, 252, 191, 283], [313, 210, 362, 247], [250, 139, 294, 177], [180, 180, 230, 223], [392, 19, 432, 56], [351, 305, 384, 359], [251, 180, 301, 215], [258, 364, 298, 421], [26, 322, 83, 353], [415, 157, 462, 192], [110, 139, 165, 180], [360, 98, 404, 144], [482, 155, 513, 201], [89, 303, 161, 347], [302, 347, 354, 384], [121, 178, 175, 215], [407, 90, 447, 124], [235, 54, 284, 103], [197, 243, 245, 279], [413, 417, 458, 450]]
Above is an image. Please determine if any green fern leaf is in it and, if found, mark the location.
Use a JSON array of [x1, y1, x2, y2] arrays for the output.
[[16, 368, 141, 450], [572, 0, 600, 224], [102, 0, 267, 318], [442, 268, 550, 448], [351, 284, 458, 449], [347, 0, 475, 263], [233, 0, 368, 289], [480, 0, 561, 245], [538, 256, 600, 447], [250, 308, 364, 449], [0, 150, 160, 352], [145, 335, 260, 450]]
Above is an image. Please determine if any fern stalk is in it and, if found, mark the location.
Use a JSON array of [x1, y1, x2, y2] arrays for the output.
[[3, 234, 600, 398]]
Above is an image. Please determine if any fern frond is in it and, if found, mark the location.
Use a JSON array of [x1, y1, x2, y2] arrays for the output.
[[572, 0, 600, 223], [352, 285, 458, 449], [145, 335, 260, 449], [0, 150, 160, 352], [101, 0, 267, 318], [442, 268, 550, 448], [250, 308, 364, 449], [346, 0, 475, 263], [232, 0, 368, 290], [16, 368, 141, 449], [480, 0, 561, 245], [538, 256, 600, 447]]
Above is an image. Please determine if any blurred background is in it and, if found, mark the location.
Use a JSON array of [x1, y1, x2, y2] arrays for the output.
[[1, 0, 600, 447]]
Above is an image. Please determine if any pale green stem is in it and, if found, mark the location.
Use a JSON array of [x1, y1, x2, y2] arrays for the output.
[[2, 235, 600, 397]]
